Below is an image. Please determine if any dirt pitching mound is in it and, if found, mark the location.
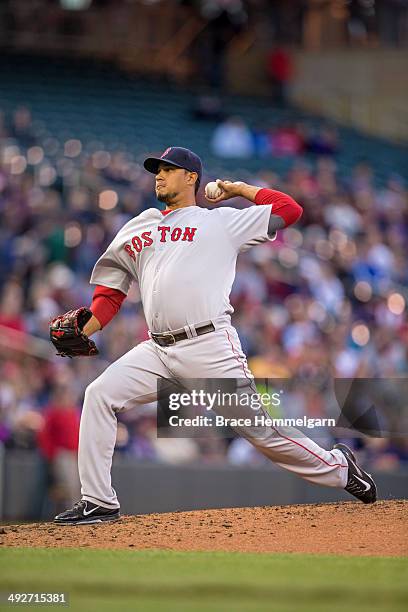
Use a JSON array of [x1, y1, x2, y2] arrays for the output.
[[1, 500, 407, 557]]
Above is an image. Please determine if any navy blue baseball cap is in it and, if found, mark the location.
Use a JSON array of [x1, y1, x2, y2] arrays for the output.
[[144, 146, 202, 190]]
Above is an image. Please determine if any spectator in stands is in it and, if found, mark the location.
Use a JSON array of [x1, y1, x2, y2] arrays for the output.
[[211, 116, 254, 158], [10, 106, 35, 147], [128, 415, 157, 460], [0, 281, 27, 333], [191, 95, 225, 122], [305, 126, 339, 156], [266, 45, 294, 106], [197, 1, 247, 89], [37, 383, 81, 513], [270, 123, 304, 156]]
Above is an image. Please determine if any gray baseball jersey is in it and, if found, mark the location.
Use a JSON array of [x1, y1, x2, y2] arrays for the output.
[[90, 205, 276, 332], [78, 203, 349, 509]]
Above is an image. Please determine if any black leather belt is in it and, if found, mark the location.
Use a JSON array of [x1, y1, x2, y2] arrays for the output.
[[151, 322, 215, 347]]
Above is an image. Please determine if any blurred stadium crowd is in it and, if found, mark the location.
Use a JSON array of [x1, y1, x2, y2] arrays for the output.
[[0, 95, 407, 510], [3, 0, 407, 50]]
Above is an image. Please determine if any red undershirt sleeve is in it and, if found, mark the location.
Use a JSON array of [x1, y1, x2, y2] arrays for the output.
[[90, 285, 126, 329], [254, 188, 303, 227]]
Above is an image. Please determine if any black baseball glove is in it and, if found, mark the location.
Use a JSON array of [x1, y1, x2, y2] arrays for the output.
[[49, 307, 99, 358]]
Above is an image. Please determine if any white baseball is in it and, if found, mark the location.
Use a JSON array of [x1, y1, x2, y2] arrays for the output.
[[205, 181, 223, 199]]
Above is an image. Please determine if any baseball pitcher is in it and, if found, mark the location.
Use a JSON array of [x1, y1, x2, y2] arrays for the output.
[[50, 147, 377, 525]]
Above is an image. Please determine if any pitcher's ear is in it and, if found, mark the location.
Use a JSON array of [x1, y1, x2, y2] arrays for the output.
[[188, 171, 198, 187]]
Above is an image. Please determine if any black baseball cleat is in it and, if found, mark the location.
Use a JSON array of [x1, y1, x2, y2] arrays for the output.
[[334, 443, 377, 504], [54, 500, 120, 525]]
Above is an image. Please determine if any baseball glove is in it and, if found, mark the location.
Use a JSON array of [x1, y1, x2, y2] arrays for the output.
[[50, 307, 99, 358]]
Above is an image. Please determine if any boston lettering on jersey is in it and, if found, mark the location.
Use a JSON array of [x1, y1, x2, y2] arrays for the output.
[[124, 225, 198, 260]]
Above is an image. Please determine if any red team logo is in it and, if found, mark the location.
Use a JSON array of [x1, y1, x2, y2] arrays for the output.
[[124, 226, 197, 261]]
